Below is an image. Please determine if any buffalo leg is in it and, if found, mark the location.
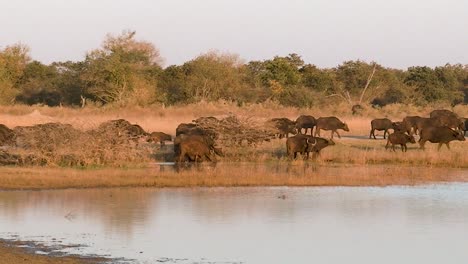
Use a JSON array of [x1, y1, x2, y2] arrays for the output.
[[369, 129, 374, 139], [437, 143, 443, 151], [419, 140, 426, 150], [392, 144, 396, 152], [445, 142, 451, 150], [315, 128, 320, 137], [335, 130, 341, 139], [383, 129, 388, 139], [178, 150, 186, 162], [385, 140, 390, 150]]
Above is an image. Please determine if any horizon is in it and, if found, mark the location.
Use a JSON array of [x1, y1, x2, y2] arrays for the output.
[[1, 0, 467, 69]]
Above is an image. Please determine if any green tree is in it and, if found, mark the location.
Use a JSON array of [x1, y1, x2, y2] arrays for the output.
[[80, 30, 163, 106], [300, 64, 334, 93], [15, 60, 61, 106], [0, 43, 31, 104], [176, 51, 247, 103], [402, 66, 464, 104]]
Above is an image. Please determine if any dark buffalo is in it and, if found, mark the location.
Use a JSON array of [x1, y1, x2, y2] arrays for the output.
[[308, 137, 335, 159], [267, 118, 297, 139], [176, 123, 217, 139], [175, 123, 199, 136], [315, 117, 349, 139], [174, 134, 222, 162], [286, 134, 316, 159], [433, 115, 465, 131], [414, 117, 442, 134], [295, 115, 316, 135], [147, 132, 172, 146], [287, 134, 335, 159], [391, 121, 405, 133], [430, 109, 458, 119], [369, 118, 393, 139], [418, 126, 466, 150], [402, 116, 422, 135], [385, 132, 416, 152]]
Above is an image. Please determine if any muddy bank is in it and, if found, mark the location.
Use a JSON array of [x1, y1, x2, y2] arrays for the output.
[[0, 239, 106, 264]]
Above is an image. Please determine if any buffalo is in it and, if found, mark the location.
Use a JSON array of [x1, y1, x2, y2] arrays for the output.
[[175, 123, 199, 136], [147, 132, 172, 147], [315, 117, 349, 139], [286, 134, 317, 159], [295, 115, 316, 135], [369, 118, 393, 139], [418, 126, 466, 150], [391, 121, 405, 133], [266, 118, 297, 139], [402, 116, 422, 135], [429, 109, 458, 119], [433, 115, 465, 131], [286, 134, 335, 159], [174, 134, 222, 162], [385, 132, 416, 152], [414, 117, 441, 134], [176, 123, 217, 139]]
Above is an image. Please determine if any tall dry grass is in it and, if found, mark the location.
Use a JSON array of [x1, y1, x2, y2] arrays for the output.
[[0, 164, 466, 190], [1, 102, 467, 135]]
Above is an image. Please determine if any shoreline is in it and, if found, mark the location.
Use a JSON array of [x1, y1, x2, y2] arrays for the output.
[[0, 163, 467, 191], [0, 239, 105, 264]]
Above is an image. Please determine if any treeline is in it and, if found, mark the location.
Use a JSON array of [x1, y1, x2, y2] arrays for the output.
[[1, 30, 467, 108]]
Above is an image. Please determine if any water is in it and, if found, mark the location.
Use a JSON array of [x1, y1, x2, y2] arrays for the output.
[[1, 184, 468, 263]]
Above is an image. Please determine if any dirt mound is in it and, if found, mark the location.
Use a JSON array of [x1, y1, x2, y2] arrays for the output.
[[93, 119, 148, 143], [0, 124, 15, 146], [193, 115, 274, 146], [4, 120, 152, 167], [14, 123, 82, 150]]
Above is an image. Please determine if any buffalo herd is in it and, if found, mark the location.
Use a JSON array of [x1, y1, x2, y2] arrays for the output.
[[378, 109, 466, 152], [171, 109, 466, 162]]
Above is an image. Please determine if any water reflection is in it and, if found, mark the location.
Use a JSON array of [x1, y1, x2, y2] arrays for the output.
[[1, 184, 468, 263]]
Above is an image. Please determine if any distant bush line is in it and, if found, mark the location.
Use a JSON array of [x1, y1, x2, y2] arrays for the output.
[[1, 30, 467, 108]]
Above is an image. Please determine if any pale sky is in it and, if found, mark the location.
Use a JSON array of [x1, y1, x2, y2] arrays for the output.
[[1, 0, 467, 69]]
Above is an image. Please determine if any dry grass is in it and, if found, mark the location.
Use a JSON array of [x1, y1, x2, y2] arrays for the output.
[[0, 163, 466, 190], [1, 102, 467, 135]]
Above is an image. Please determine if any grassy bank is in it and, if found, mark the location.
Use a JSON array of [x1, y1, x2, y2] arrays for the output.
[[0, 103, 467, 190], [0, 163, 467, 190]]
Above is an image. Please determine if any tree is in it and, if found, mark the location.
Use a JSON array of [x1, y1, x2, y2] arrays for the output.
[[300, 64, 334, 93], [403, 66, 464, 105], [0, 43, 30, 104], [176, 51, 247, 103], [15, 61, 61, 106], [80, 30, 163, 105]]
